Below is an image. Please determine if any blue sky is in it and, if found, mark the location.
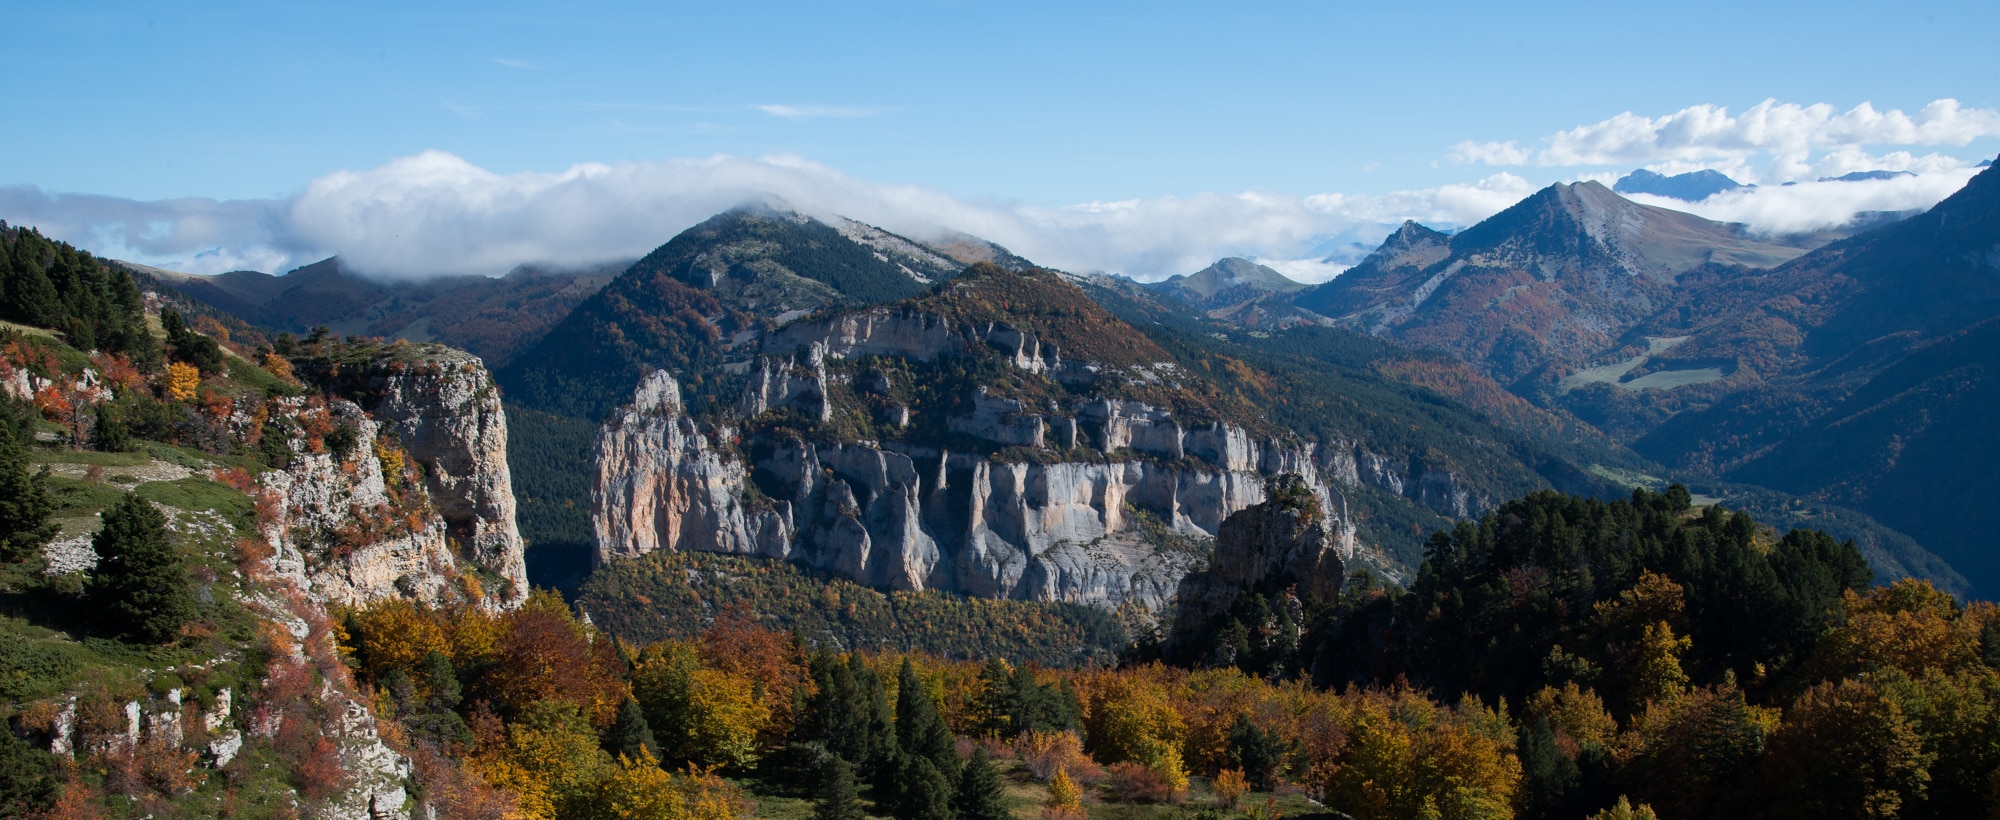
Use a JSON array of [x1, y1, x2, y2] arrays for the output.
[[4, 1, 1998, 278]]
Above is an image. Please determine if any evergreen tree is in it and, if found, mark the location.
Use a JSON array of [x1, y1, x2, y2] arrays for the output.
[[88, 493, 197, 643], [605, 695, 661, 760], [811, 754, 867, 820], [954, 747, 1010, 820], [1227, 713, 1285, 791], [161, 309, 224, 375], [894, 755, 956, 820], [91, 402, 132, 452], [0, 725, 57, 817], [0, 423, 57, 562], [895, 659, 957, 776]]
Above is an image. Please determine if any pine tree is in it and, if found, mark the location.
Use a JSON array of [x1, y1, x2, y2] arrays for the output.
[[1227, 712, 1285, 790], [896, 659, 957, 775], [0, 423, 58, 562], [954, 747, 1010, 820], [894, 755, 956, 820], [605, 695, 661, 761], [0, 726, 58, 817], [812, 754, 867, 820], [88, 493, 197, 643]]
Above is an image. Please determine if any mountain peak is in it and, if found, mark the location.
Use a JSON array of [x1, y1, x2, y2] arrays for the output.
[[1613, 168, 1747, 201]]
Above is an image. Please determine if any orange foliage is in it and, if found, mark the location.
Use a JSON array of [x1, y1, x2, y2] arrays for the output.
[[488, 591, 629, 725], [163, 361, 200, 402]]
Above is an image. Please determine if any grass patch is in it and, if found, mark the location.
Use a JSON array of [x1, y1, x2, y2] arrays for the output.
[[45, 475, 129, 517], [136, 477, 255, 529], [29, 449, 155, 467]]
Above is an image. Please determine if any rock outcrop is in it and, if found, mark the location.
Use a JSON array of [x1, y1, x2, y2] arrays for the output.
[[265, 344, 529, 608], [1169, 475, 1347, 646], [260, 397, 464, 607], [365, 348, 529, 605]]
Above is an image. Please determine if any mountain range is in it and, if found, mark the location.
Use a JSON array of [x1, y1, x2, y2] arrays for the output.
[[134, 179, 1988, 597]]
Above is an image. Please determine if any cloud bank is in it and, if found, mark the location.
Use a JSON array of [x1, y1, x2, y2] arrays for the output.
[[0, 152, 1542, 281], [1450, 98, 2000, 183], [0, 148, 1982, 283]]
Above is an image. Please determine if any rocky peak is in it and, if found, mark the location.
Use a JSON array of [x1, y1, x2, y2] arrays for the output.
[[1169, 474, 1346, 644]]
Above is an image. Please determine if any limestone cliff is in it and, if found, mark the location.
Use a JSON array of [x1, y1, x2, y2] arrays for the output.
[[593, 370, 1362, 611], [591, 264, 1493, 613], [267, 343, 529, 608]]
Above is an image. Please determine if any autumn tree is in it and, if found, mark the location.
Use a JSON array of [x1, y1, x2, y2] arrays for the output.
[[1043, 766, 1084, 820], [88, 493, 196, 643], [163, 361, 199, 402], [489, 590, 627, 725], [0, 422, 57, 562]]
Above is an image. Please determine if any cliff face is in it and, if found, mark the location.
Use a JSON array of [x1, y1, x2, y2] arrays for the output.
[[267, 344, 530, 608], [365, 351, 529, 606], [591, 263, 1500, 612], [593, 370, 1364, 611]]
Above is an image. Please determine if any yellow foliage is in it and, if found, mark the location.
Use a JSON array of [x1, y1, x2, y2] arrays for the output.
[[506, 700, 611, 820], [1526, 682, 1618, 750], [1810, 580, 1984, 678], [374, 437, 407, 487], [1589, 797, 1659, 820], [261, 352, 296, 384], [1323, 689, 1521, 820], [1153, 744, 1190, 802], [1627, 621, 1692, 709], [598, 750, 690, 820], [1046, 766, 1083, 813], [685, 667, 770, 769], [347, 598, 448, 679], [1214, 767, 1249, 807], [1086, 675, 1186, 767], [164, 361, 200, 402]]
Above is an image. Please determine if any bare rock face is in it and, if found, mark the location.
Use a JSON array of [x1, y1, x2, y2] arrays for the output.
[[1169, 475, 1346, 646], [264, 345, 529, 609], [365, 349, 529, 606], [261, 398, 464, 607]]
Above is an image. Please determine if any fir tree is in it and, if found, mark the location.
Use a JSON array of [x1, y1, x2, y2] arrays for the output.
[[953, 747, 1010, 820], [605, 695, 661, 760], [811, 754, 867, 820], [894, 755, 956, 820], [0, 423, 57, 562], [895, 659, 957, 775], [88, 493, 197, 643]]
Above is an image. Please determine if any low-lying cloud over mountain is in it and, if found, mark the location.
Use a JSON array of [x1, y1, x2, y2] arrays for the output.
[[1450, 98, 2000, 183], [1, 141, 1985, 283]]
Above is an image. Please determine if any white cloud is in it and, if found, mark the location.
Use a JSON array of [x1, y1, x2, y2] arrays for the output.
[[756, 104, 876, 119], [492, 58, 540, 70], [1623, 168, 1981, 235], [1452, 98, 2000, 183], [1255, 258, 1350, 285], [2, 152, 1982, 285]]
